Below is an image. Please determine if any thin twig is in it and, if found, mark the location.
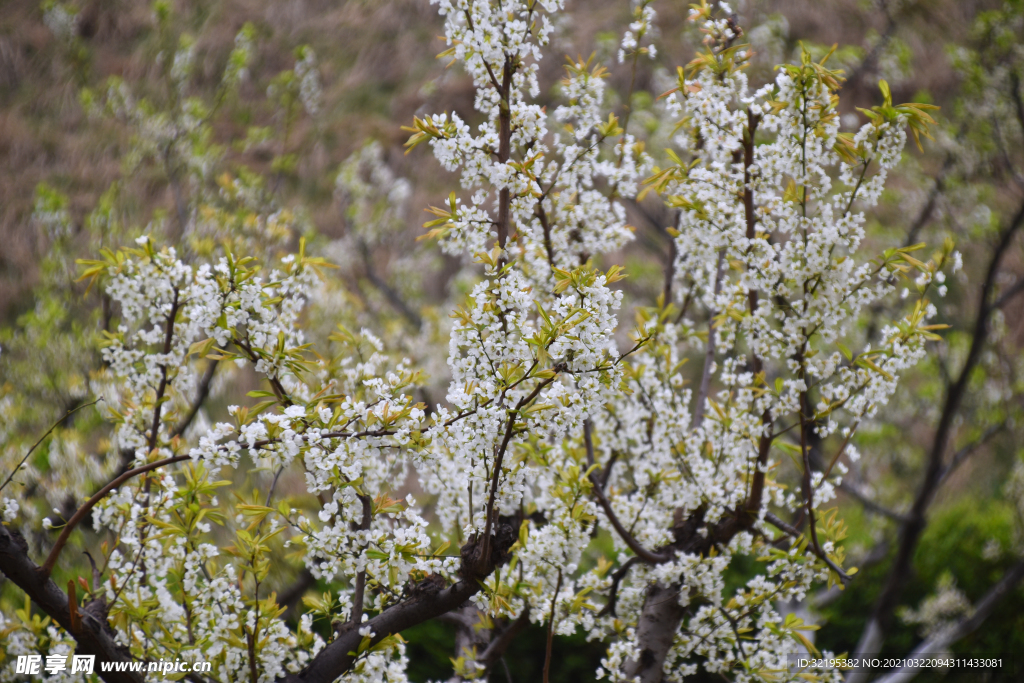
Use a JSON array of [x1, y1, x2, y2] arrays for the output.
[[542, 569, 563, 683], [357, 238, 422, 328], [147, 288, 181, 454], [0, 399, 101, 495], [764, 511, 851, 584], [692, 251, 725, 429], [938, 421, 1006, 486], [481, 375, 557, 562], [837, 482, 909, 523], [478, 607, 531, 668], [350, 494, 372, 626], [171, 361, 218, 439], [584, 422, 669, 564], [598, 556, 638, 617], [41, 455, 191, 578], [993, 277, 1024, 311]]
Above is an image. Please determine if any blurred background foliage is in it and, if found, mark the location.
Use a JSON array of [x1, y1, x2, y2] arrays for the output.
[[2, 0, 1024, 681]]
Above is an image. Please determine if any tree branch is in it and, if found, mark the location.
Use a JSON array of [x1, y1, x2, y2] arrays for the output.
[[993, 276, 1024, 311], [276, 519, 518, 683], [0, 525, 143, 683], [496, 56, 513, 250], [621, 582, 686, 683], [477, 608, 531, 668], [278, 569, 316, 621], [844, 2, 898, 93], [764, 511, 852, 584], [584, 421, 670, 564], [170, 360, 218, 440], [903, 153, 952, 249], [597, 556, 638, 617], [542, 569, 563, 683], [350, 494, 372, 627], [147, 288, 181, 454], [691, 251, 725, 430], [481, 374, 557, 563], [40, 454, 191, 578], [357, 237, 423, 328], [837, 481, 909, 523], [938, 421, 1006, 487]]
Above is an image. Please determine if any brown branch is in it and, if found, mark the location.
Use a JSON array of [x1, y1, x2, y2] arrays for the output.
[[171, 360, 218, 439], [741, 109, 773, 522], [40, 454, 191, 578], [543, 569, 563, 683], [496, 56, 513, 250], [797, 379, 828, 574], [597, 556, 638, 617], [0, 525, 143, 683], [903, 153, 952, 248], [584, 421, 670, 564], [598, 451, 619, 492], [536, 203, 556, 273], [742, 106, 764, 374], [816, 422, 859, 488], [1009, 70, 1024, 142], [357, 237, 423, 328], [626, 195, 681, 306], [837, 481, 909, 523], [621, 582, 686, 683], [233, 336, 292, 406], [148, 288, 181, 454], [480, 374, 557, 564], [743, 109, 762, 254], [246, 621, 259, 683], [764, 511, 851, 584], [662, 224, 679, 308], [745, 421, 773, 506], [164, 147, 190, 238], [477, 608, 531, 668], [278, 569, 316, 621], [350, 494, 373, 627], [993, 276, 1024, 310], [937, 421, 1006, 486], [692, 251, 725, 429], [447, 604, 492, 679], [276, 519, 518, 683], [813, 540, 890, 609], [844, 2, 898, 93]]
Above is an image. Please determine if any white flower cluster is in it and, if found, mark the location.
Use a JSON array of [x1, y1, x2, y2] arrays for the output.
[[293, 46, 323, 119], [42, 1, 78, 44], [618, 0, 658, 64], [92, 240, 317, 466], [413, 0, 651, 283], [898, 573, 973, 638], [420, 265, 622, 535]]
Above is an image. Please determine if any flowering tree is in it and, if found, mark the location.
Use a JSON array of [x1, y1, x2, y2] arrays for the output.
[[0, 2, 956, 682]]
